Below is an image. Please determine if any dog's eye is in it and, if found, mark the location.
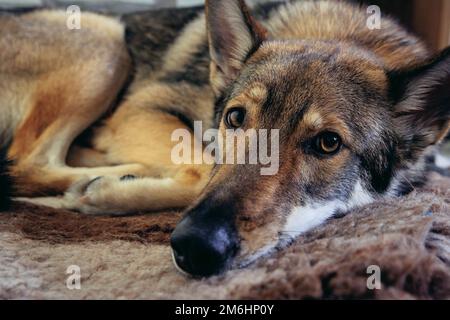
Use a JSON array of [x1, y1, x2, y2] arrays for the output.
[[225, 107, 246, 129], [313, 132, 342, 155]]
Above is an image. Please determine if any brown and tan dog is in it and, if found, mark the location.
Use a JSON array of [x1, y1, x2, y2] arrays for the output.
[[0, 0, 449, 276]]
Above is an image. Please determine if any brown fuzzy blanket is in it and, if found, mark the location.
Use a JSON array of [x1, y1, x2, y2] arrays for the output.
[[1, 172, 449, 300]]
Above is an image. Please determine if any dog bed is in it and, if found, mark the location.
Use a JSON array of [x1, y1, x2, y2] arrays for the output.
[[0, 172, 449, 299]]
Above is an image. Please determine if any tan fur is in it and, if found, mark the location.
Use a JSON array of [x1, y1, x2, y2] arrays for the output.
[[265, 1, 429, 70]]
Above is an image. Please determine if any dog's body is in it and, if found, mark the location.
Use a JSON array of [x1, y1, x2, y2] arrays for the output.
[[1, 1, 449, 276], [0, 7, 214, 212]]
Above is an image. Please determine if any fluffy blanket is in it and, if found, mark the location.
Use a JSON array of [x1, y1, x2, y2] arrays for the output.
[[0, 172, 449, 300]]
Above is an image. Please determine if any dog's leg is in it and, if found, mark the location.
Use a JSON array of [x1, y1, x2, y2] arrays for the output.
[[8, 53, 136, 196], [29, 84, 215, 215], [18, 164, 211, 215]]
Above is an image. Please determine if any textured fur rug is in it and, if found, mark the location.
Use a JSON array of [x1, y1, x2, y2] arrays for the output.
[[0, 172, 449, 300]]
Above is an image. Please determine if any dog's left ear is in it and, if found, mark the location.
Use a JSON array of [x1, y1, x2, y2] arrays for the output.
[[390, 47, 450, 157], [206, 0, 267, 96]]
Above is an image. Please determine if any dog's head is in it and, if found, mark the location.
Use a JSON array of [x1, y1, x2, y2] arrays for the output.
[[171, 0, 450, 277]]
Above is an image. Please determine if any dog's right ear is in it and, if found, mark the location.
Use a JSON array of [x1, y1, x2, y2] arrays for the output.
[[390, 47, 450, 160], [206, 0, 267, 96]]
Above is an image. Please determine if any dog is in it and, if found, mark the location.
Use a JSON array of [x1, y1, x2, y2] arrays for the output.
[[0, 0, 449, 277]]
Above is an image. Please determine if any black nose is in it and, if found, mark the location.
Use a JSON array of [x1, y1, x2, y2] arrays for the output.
[[170, 216, 238, 277]]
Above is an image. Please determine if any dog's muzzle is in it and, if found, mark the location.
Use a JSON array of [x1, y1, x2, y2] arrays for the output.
[[170, 203, 239, 277]]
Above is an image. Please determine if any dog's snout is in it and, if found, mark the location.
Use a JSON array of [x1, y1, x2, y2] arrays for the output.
[[170, 216, 238, 277]]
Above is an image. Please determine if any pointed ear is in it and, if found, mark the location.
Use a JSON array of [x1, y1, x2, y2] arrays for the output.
[[390, 47, 450, 156], [206, 0, 267, 96]]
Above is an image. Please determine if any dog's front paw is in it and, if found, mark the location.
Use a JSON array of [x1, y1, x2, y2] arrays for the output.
[[66, 175, 139, 215]]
